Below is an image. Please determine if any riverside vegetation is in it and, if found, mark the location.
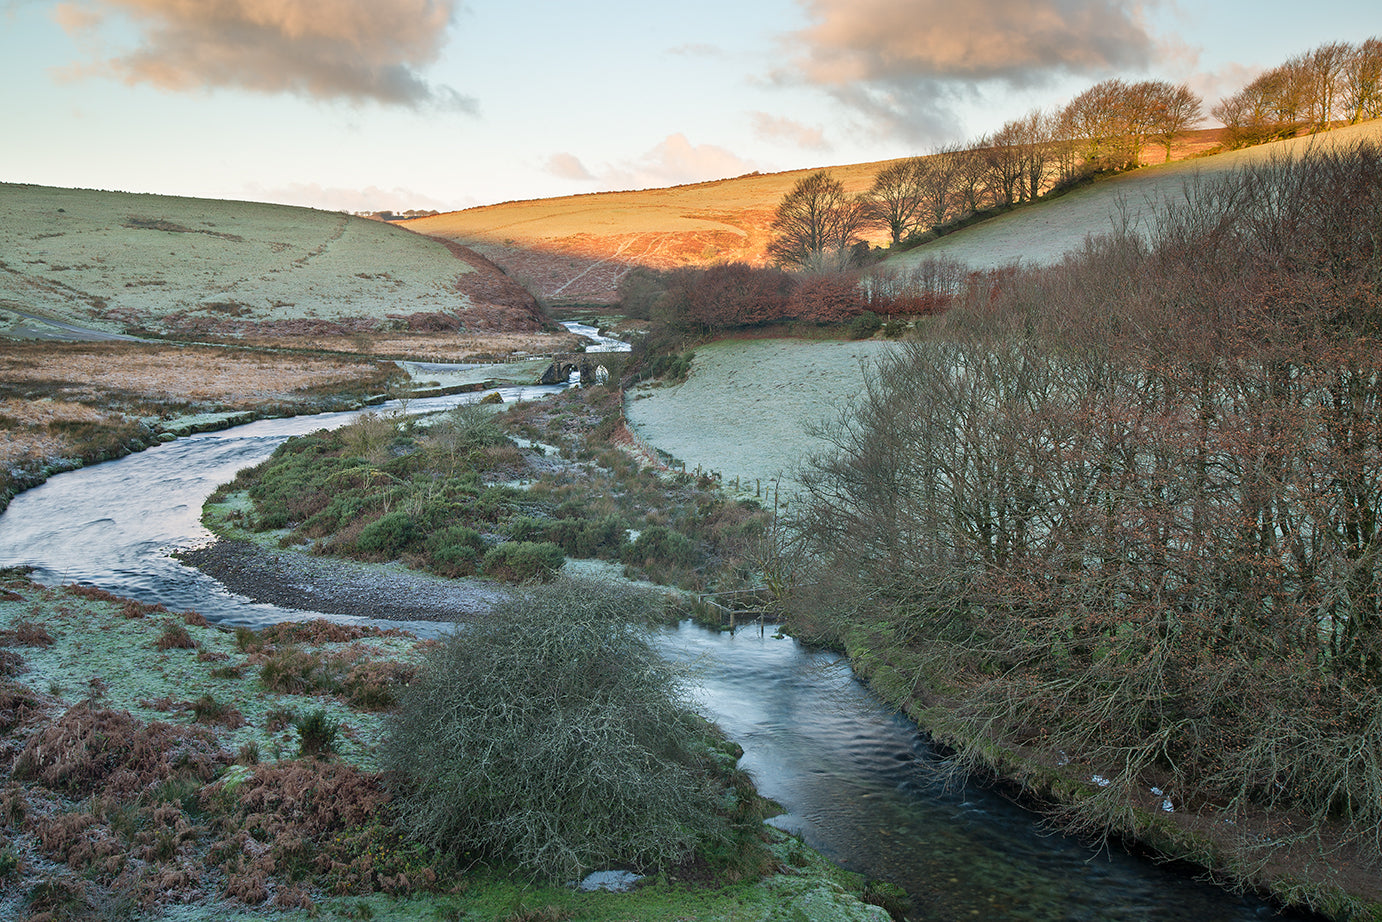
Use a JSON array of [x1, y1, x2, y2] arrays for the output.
[[773, 144, 1382, 918], [0, 574, 897, 921], [0, 380, 901, 920], [206, 387, 771, 593]]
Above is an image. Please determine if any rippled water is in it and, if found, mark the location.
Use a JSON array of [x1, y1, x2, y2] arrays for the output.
[[0, 382, 1305, 921]]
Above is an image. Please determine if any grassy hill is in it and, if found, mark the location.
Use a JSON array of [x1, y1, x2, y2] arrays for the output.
[[404, 128, 1239, 303], [0, 184, 547, 340], [888, 118, 1382, 272], [405, 160, 899, 303]]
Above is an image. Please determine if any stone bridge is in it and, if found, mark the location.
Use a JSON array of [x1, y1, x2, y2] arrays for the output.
[[538, 354, 610, 386]]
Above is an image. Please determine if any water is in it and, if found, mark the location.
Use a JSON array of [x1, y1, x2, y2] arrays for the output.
[[0, 384, 1303, 921], [563, 320, 632, 353], [0, 383, 563, 627]]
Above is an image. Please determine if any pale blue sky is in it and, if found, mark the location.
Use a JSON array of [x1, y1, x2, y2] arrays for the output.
[[2, 0, 1379, 212]]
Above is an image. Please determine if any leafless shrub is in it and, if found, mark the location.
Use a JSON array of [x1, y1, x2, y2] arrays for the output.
[[791, 143, 1382, 877]]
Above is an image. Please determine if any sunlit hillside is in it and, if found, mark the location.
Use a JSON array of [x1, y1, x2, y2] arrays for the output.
[[405, 160, 900, 303], [0, 184, 545, 340], [406, 129, 1232, 303], [888, 118, 1382, 272]]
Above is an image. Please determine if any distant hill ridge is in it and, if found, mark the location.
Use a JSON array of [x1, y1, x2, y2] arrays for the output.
[[408, 121, 1381, 303]]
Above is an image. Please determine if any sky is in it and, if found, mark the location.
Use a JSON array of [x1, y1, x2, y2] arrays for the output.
[[2, 0, 1380, 213]]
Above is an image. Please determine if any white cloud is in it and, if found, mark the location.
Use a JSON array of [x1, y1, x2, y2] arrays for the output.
[[750, 112, 830, 150], [607, 133, 758, 189], [52, 0, 474, 110], [545, 153, 597, 182], [780, 0, 1168, 141], [242, 181, 461, 213]]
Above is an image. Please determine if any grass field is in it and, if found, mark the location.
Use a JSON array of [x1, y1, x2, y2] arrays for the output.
[[0, 184, 544, 339], [626, 121, 1382, 495], [625, 338, 898, 498], [887, 119, 1382, 271], [405, 128, 1235, 302]]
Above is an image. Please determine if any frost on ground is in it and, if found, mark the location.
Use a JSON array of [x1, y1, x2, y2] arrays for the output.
[[888, 119, 1382, 273], [0, 184, 537, 338], [624, 338, 896, 498]]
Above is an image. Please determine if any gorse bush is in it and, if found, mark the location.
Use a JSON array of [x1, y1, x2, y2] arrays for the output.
[[383, 579, 728, 880], [481, 541, 565, 582]]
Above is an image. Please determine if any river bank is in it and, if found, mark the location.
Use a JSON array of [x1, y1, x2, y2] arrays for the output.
[[0, 570, 896, 922], [176, 539, 509, 622], [624, 336, 1380, 922]]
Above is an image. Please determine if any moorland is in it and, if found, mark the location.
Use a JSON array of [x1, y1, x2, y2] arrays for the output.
[[3, 49, 1382, 920]]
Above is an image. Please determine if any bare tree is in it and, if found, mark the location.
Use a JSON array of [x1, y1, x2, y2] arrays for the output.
[[918, 144, 962, 226], [1061, 78, 1138, 170], [865, 158, 928, 245], [1305, 41, 1353, 126], [1148, 82, 1203, 161], [767, 170, 867, 268], [980, 125, 1024, 206], [790, 142, 1382, 879], [1344, 37, 1382, 123], [1013, 110, 1059, 201]]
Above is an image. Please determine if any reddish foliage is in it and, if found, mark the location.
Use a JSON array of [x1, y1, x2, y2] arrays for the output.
[[36, 811, 124, 874], [4, 620, 55, 647], [257, 618, 404, 645], [65, 583, 168, 618], [155, 621, 196, 651], [201, 760, 430, 899], [0, 680, 44, 731], [385, 311, 461, 332], [13, 702, 229, 798], [787, 273, 868, 323], [0, 648, 24, 677]]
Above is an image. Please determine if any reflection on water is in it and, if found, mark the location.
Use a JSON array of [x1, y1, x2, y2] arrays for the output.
[[658, 625, 1298, 922], [0, 387, 1303, 922]]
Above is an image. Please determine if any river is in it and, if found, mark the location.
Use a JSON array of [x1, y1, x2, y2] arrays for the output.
[[0, 355, 1300, 921]]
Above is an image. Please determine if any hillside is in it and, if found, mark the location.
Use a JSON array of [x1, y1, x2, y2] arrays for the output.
[[405, 129, 1233, 303], [0, 184, 547, 341], [888, 118, 1382, 272], [405, 160, 899, 303]]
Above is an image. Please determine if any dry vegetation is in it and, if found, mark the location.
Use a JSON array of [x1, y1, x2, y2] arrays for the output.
[[406, 130, 1234, 304], [404, 161, 901, 303], [0, 340, 400, 513], [0, 570, 891, 921], [888, 118, 1382, 272]]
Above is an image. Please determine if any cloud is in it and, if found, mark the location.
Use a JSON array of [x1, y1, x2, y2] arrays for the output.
[[51, 0, 474, 110], [781, 0, 1167, 140], [750, 112, 830, 150], [243, 181, 460, 213], [545, 153, 597, 182], [554, 135, 758, 191], [611, 134, 758, 189], [669, 42, 723, 58]]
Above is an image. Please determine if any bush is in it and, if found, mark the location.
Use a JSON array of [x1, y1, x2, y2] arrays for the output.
[[295, 708, 340, 759], [626, 525, 699, 571], [425, 525, 486, 577], [481, 541, 565, 582], [438, 403, 508, 449], [846, 310, 882, 340], [383, 579, 727, 880], [155, 621, 195, 651], [355, 510, 419, 558]]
